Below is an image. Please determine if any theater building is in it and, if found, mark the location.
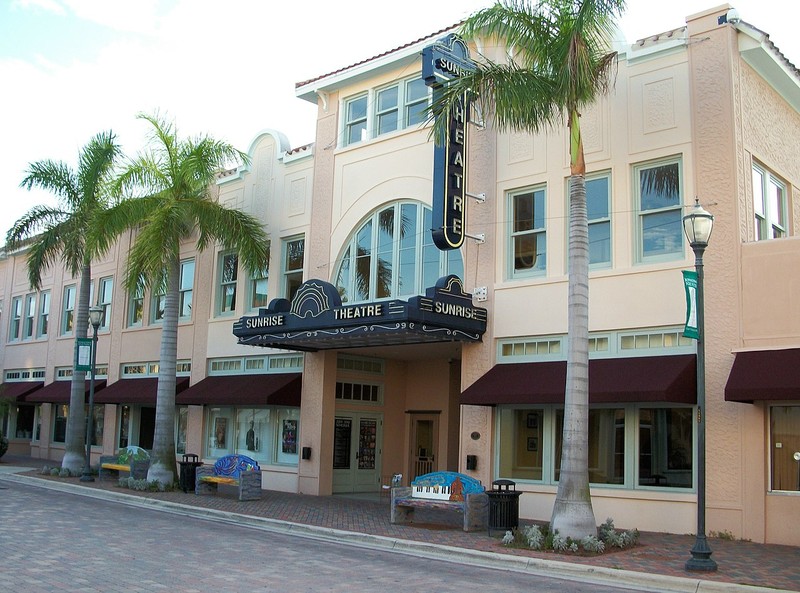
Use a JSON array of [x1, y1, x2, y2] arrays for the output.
[[1, 5, 798, 545]]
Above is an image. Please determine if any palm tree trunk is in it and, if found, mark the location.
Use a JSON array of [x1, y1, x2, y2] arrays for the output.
[[147, 256, 180, 485], [62, 264, 91, 472], [551, 114, 597, 539]]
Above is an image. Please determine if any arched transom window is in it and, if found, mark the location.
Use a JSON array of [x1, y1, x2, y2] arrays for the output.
[[334, 201, 464, 303]]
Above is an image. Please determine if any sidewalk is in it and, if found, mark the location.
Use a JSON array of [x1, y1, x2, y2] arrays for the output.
[[1, 455, 797, 593]]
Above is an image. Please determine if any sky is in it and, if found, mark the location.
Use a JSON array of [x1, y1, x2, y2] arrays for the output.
[[1, 0, 798, 241]]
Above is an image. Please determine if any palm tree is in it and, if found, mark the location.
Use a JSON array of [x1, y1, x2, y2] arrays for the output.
[[430, 0, 625, 539], [6, 131, 121, 473], [94, 113, 269, 485]]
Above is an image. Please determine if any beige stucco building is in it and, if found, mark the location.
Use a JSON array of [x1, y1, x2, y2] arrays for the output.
[[1, 4, 798, 546]]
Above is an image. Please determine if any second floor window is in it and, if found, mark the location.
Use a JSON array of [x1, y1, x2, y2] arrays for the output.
[[333, 202, 463, 303], [98, 277, 113, 329], [180, 259, 195, 319], [753, 163, 787, 240], [510, 187, 547, 277], [636, 158, 683, 262], [23, 294, 36, 340], [586, 174, 611, 267], [128, 285, 144, 327], [38, 291, 50, 338], [62, 285, 76, 335], [343, 76, 430, 147], [219, 252, 238, 315], [9, 296, 22, 342], [283, 238, 304, 302], [250, 265, 269, 310]]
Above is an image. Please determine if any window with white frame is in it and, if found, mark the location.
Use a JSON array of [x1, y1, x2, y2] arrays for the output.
[[128, 284, 144, 327], [98, 277, 113, 329], [62, 285, 76, 334], [333, 202, 463, 303], [9, 297, 22, 342], [38, 291, 50, 338], [752, 162, 787, 240], [23, 294, 35, 340], [151, 291, 165, 323], [635, 158, 683, 261], [180, 258, 194, 319], [342, 76, 430, 147], [509, 186, 547, 277], [586, 174, 611, 266], [344, 94, 368, 145], [218, 252, 238, 315], [249, 265, 269, 310], [283, 237, 304, 302]]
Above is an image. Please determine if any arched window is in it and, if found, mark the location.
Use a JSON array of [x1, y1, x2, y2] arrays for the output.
[[333, 201, 464, 303]]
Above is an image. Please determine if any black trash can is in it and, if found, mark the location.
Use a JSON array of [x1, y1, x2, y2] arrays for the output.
[[487, 479, 522, 535], [178, 454, 202, 493]]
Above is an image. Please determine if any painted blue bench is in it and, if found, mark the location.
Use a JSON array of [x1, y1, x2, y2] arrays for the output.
[[390, 471, 488, 532], [98, 446, 150, 480], [195, 454, 262, 501]]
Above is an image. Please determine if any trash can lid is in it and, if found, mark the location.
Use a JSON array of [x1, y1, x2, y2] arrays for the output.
[[492, 479, 516, 490]]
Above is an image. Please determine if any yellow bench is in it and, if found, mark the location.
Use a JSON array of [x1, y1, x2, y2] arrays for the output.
[[99, 446, 150, 480]]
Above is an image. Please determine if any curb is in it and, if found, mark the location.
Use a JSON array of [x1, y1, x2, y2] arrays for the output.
[[0, 471, 780, 593]]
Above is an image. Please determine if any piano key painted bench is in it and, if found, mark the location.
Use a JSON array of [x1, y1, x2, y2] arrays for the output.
[[195, 454, 262, 501], [99, 446, 150, 480], [390, 471, 488, 532]]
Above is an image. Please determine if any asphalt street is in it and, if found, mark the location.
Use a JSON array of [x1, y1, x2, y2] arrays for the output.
[[1, 480, 651, 593]]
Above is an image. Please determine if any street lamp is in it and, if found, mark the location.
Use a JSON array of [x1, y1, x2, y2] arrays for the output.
[[683, 199, 718, 572], [80, 306, 103, 483]]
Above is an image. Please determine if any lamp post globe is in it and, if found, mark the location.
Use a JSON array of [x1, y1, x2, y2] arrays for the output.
[[80, 306, 104, 482], [683, 199, 717, 572]]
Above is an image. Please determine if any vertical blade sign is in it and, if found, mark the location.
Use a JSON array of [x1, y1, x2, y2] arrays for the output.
[[422, 34, 475, 251]]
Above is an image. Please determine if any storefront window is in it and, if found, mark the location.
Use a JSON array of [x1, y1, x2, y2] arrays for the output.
[[555, 408, 625, 485], [638, 407, 693, 488], [206, 406, 299, 466], [770, 406, 800, 492], [497, 408, 544, 481], [496, 404, 692, 490]]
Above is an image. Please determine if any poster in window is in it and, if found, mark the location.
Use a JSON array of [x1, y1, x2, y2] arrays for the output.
[[527, 436, 538, 452], [214, 417, 227, 448], [333, 418, 352, 469], [282, 419, 297, 454], [526, 413, 538, 429]]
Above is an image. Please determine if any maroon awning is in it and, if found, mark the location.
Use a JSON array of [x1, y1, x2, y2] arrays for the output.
[[25, 380, 106, 403], [461, 354, 696, 405], [725, 348, 800, 403], [0, 382, 43, 401], [94, 377, 189, 404], [176, 374, 302, 407]]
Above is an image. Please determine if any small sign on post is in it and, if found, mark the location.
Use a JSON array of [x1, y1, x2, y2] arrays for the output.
[[75, 337, 93, 372], [683, 270, 699, 340]]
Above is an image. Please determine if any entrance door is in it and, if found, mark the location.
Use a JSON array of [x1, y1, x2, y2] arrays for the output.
[[332, 412, 382, 493], [409, 413, 439, 480]]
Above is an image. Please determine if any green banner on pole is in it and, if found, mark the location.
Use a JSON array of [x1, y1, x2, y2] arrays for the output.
[[683, 270, 699, 340], [75, 338, 93, 371]]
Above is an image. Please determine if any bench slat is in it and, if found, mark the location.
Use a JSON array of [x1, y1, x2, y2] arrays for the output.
[[100, 463, 131, 471], [199, 476, 237, 485]]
